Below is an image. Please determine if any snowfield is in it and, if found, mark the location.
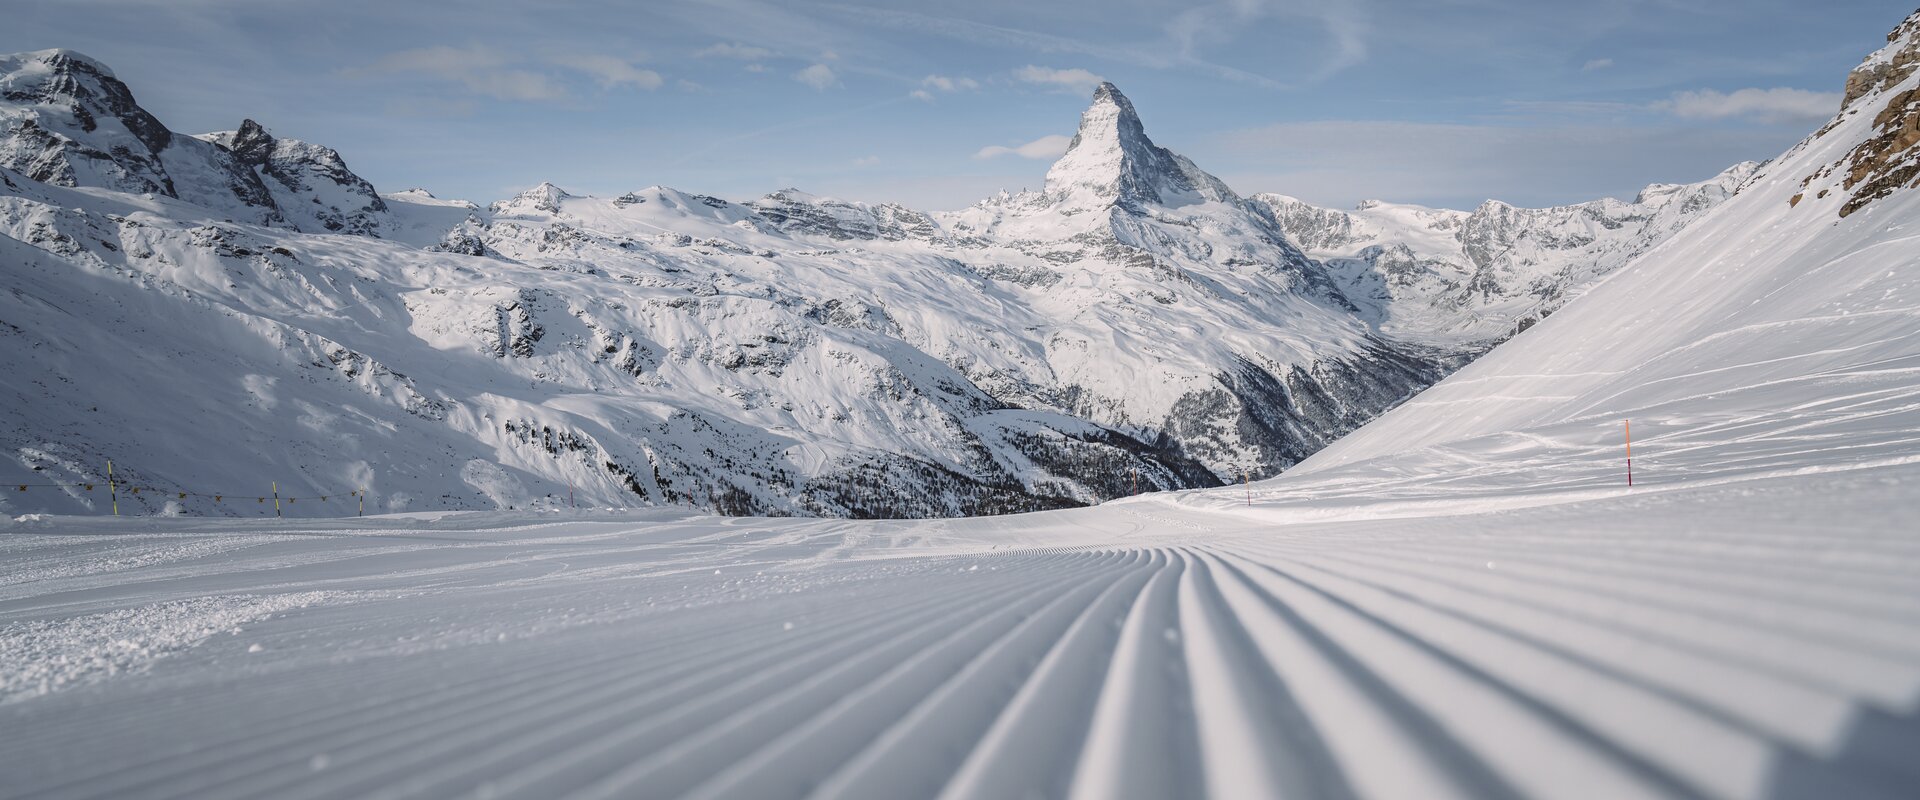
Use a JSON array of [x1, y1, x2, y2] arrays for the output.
[[1, 463, 1916, 800], [6, 10, 1920, 800]]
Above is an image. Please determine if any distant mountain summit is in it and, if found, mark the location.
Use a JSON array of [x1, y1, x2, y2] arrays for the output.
[[1044, 82, 1238, 209], [1252, 161, 1761, 343], [0, 49, 281, 224], [0, 52, 1780, 518]]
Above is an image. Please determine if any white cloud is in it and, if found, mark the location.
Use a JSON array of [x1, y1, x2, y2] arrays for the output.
[[794, 63, 838, 90], [744, 63, 768, 73], [697, 42, 773, 59], [921, 74, 979, 93], [909, 89, 935, 102], [364, 46, 567, 101], [1581, 58, 1614, 72], [852, 155, 881, 167], [550, 54, 662, 90], [364, 46, 665, 101], [371, 45, 505, 75], [465, 70, 569, 101], [974, 134, 1073, 160], [1163, 2, 1366, 83], [1656, 87, 1840, 124], [1014, 65, 1105, 94]]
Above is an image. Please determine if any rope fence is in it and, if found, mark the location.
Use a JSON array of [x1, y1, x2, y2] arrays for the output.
[[10, 460, 367, 516]]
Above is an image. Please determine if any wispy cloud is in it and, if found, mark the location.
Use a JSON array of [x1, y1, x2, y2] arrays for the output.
[[363, 46, 566, 101], [815, 5, 1290, 88], [921, 74, 979, 93], [361, 45, 662, 101], [549, 54, 663, 90], [1655, 87, 1839, 124], [1165, 1, 1368, 83], [794, 63, 839, 90], [696, 42, 774, 59], [1581, 57, 1614, 72], [974, 134, 1073, 160], [1014, 65, 1104, 94]]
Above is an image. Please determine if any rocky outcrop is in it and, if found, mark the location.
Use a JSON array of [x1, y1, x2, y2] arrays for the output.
[[1843, 11, 1920, 108], [1799, 9, 1920, 218], [746, 189, 942, 241], [201, 120, 389, 235]]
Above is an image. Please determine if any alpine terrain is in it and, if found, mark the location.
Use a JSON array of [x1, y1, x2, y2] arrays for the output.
[[1, 53, 1747, 519], [2, 7, 1919, 800]]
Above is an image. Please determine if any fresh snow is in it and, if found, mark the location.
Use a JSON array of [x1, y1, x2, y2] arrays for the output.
[[0, 464, 1914, 799], [4, 10, 1920, 800]]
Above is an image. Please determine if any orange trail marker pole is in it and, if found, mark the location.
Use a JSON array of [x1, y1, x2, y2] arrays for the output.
[[273, 481, 281, 518], [358, 489, 364, 517], [1244, 470, 1250, 506], [1625, 419, 1633, 488], [108, 460, 117, 516]]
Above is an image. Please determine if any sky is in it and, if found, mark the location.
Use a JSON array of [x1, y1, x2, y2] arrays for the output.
[[2, 1, 1907, 211]]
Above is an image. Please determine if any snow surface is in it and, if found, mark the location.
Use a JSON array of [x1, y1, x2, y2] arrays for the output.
[[0, 461, 1914, 799], [4, 15, 1920, 798]]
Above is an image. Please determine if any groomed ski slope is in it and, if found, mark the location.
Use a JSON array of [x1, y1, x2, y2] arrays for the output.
[[7, 16, 1920, 800], [1, 465, 1916, 800]]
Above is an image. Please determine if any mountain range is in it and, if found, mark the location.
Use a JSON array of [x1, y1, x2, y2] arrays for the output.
[[0, 49, 1759, 517]]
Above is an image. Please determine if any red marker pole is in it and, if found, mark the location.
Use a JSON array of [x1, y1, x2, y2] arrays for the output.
[[1625, 419, 1633, 488]]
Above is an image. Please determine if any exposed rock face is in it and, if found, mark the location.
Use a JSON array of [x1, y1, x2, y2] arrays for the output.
[[0, 49, 281, 224], [746, 189, 941, 241], [201, 119, 389, 235], [1843, 11, 1920, 108], [1800, 9, 1920, 218]]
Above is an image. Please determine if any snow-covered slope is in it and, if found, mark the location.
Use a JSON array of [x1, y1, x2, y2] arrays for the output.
[[1251, 162, 1759, 344], [0, 64, 1477, 518], [3, 15, 1917, 798], [0, 53, 1760, 519], [1179, 10, 1920, 521], [3, 453, 1914, 800]]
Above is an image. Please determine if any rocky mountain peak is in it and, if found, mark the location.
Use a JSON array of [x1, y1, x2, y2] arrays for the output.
[[1043, 82, 1237, 210], [1797, 9, 1920, 218], [0, 48, 287, 223], [492, 182, 572, 216], [1, 48, 172, 161], [226, 118, 276, 165], [1842, 9, 1920, 109]]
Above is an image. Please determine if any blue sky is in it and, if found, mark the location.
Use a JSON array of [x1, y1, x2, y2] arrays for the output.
[[3, 1, 1906, 210]]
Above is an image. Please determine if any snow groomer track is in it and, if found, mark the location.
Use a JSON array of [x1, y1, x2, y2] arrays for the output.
[[3, 468, 1918, 800]]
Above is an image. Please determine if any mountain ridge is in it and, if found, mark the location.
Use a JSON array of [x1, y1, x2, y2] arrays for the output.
[[0, 52, 1763, 517]]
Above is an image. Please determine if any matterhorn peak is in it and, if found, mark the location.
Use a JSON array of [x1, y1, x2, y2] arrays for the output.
[[1042, 82, 1238, 210]]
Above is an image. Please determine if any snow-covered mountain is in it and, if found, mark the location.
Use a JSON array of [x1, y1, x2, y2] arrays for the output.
[[1208, 10, 1920, 515], [1252, 163, 1760, 344], [0, 49, 1752, 518]]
